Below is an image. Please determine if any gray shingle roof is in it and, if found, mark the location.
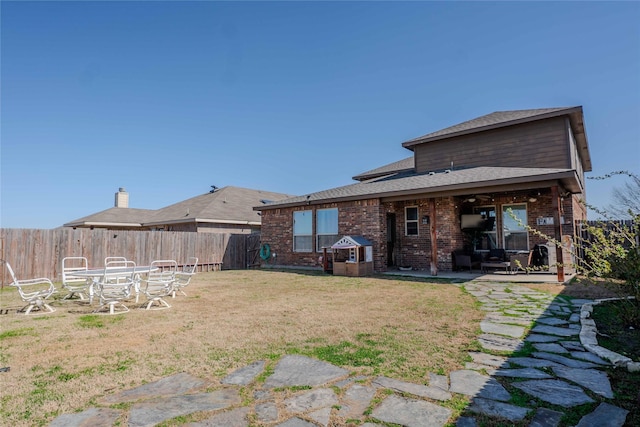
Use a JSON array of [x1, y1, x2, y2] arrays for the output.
[[256, 166, 580, 210], [143, 186, 293, 226], [64, 207, 156, 228], [352, 157, 414, 181], [402, 107, 581, 147]]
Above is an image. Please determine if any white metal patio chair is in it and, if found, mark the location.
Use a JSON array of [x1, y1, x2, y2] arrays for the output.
[[171, 257, 198, 298], [61, 256, 91, 301], [2, 259, 57, 315], [139, 259, 177, 310], [93, 260, 136, 315]]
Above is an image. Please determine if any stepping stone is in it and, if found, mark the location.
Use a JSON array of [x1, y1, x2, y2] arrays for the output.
[[484, 313, 532, 326], [256, 401, 278, 423], [50, 408, 122, 427], [429, 372, 449, 391], [456, 416, 477, 427], [532, 352, 600, 369], [569, 313, 580, 323], [467, 397, 530, 422], [465, 362, 497, 374], [529, 407, 564, 427], [575, 402, 629, 427], [533, 343, 569, 354], [128, 390, 240, 427], [284, 388, 338, 413], [308, 407, 332, 426], [337, 384, 376, 419], [531, 325, 579, 337], [373, 376, 452, 401], [536, 317, 568, 326], [508, 357, 563, 368], [264, 355, 348, 388], [188, 407, 250, 426], [512, 380, 594, 407], [560, 341, 585, 351], [493, 368, 553, 379], [100, 372, 206, 404], [570, 351, 610, 365], [478, 333, 524, 352], [468, 352, 508, 368], [525, 334, 560, 343], [480, 321, 525, 338], [552, 366, 614, 398], [449, 370, 511, 402], [222, 360, 265, 385], [276, 419, 317, 427], [371, 394, 452, 427]]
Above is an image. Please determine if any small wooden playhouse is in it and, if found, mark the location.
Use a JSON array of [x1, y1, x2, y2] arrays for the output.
[[330, 235, 374, 277]]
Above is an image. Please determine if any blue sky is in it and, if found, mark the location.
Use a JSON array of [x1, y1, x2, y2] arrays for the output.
[[2, 1, 639, 229]]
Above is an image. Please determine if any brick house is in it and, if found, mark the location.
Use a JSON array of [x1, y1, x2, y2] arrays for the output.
[[256, 107, 592, 281]]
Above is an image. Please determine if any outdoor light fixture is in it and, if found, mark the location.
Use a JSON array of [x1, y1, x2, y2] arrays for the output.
[[466, 197, 476, 203], [528, 196, 538, 203]]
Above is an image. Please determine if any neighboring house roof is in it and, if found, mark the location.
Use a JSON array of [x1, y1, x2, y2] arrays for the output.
[[401, 106, 592, 172], [352, 157, 414, 181], [144, 186, 293, 227], [256, 166, 582, 211], [64, 207, 156, 228], [64, 186, 293, 228]]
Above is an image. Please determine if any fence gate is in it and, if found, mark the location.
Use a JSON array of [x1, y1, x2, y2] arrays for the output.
[[246, 234, 262, 268]]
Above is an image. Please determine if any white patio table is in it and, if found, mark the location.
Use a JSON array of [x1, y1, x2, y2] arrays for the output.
[[71, 265, 159, 303]]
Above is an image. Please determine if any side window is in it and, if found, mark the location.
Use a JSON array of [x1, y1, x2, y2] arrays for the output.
[[405, 206, 418, 236], [503, 204, 528, 251], [316, 208, 339, 252], [293, 210, 313, 252]]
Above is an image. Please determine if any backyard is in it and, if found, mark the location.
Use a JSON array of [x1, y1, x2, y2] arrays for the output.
[[0, 269, 636, 426]]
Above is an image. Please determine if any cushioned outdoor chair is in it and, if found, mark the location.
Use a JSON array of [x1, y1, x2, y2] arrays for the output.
[[2, 259, 57, 315]]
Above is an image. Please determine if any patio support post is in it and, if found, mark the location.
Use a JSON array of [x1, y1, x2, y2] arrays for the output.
[[550, 185, 565, 282], [429, 198, 438, 276]]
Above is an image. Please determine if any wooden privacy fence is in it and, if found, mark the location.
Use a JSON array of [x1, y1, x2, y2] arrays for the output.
[[0, 228, 258, 285]]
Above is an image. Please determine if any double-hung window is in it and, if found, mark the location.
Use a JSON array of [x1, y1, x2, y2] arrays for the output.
[[316, 208, 339, 252], [405, 206, 419, 236], [503, 204, 528, 251], [293, 210, 313, 252]]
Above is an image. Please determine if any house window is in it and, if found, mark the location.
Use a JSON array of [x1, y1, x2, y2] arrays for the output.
[[503, 204, 528, 251], [473, 206, 497, 250], [293, 210, 313, 252], [405, 206, 419, 236], [316, 208, 339, 252]]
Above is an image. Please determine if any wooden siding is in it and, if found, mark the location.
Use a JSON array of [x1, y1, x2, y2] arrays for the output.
[[414, 117, 570, 173], [0, 228, 253, 284]]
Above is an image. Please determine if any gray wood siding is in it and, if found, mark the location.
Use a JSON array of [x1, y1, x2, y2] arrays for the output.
[[414, 117, 570, 173]]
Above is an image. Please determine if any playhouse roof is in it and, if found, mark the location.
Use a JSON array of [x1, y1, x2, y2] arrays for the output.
[[331, 235, 372, 249]]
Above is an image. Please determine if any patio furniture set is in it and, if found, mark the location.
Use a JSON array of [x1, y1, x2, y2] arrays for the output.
[[452, 248, 534, 275], [2, 256, 198, 315]]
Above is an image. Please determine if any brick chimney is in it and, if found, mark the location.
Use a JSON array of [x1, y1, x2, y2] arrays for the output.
[[115, 187, 129, 208]]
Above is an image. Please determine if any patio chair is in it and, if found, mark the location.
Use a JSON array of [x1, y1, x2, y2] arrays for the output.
[[93, 260, 136, 315], [61, 256, 91, 301], [2, 259, 57, 315], [172, 257, 198, 297], [510, 251, 532, 274], [139, 259, 177, 310], [453, 252, 474, 272]]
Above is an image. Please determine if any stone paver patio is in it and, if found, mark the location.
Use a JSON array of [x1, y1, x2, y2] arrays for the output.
[[49, 281, 632, 427]]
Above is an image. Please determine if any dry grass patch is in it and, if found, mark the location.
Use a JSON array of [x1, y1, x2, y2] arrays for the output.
[[0, 269, 482, 426]]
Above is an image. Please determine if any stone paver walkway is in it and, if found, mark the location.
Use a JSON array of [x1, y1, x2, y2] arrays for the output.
[[50, 281, 631, 427]]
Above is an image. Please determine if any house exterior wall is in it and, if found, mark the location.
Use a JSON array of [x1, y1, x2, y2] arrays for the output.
[[414, 117, 570, 173], [261, 188, 580, 273]]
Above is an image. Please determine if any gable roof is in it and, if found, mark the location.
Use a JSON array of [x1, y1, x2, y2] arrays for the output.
[[64, 186, 293, 228], [352, 156, 414, 181], [144, 186, 293, 226], [401, 106, 591, 171], [256, 166, 583, 211], [64, 207, 156, 228]]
